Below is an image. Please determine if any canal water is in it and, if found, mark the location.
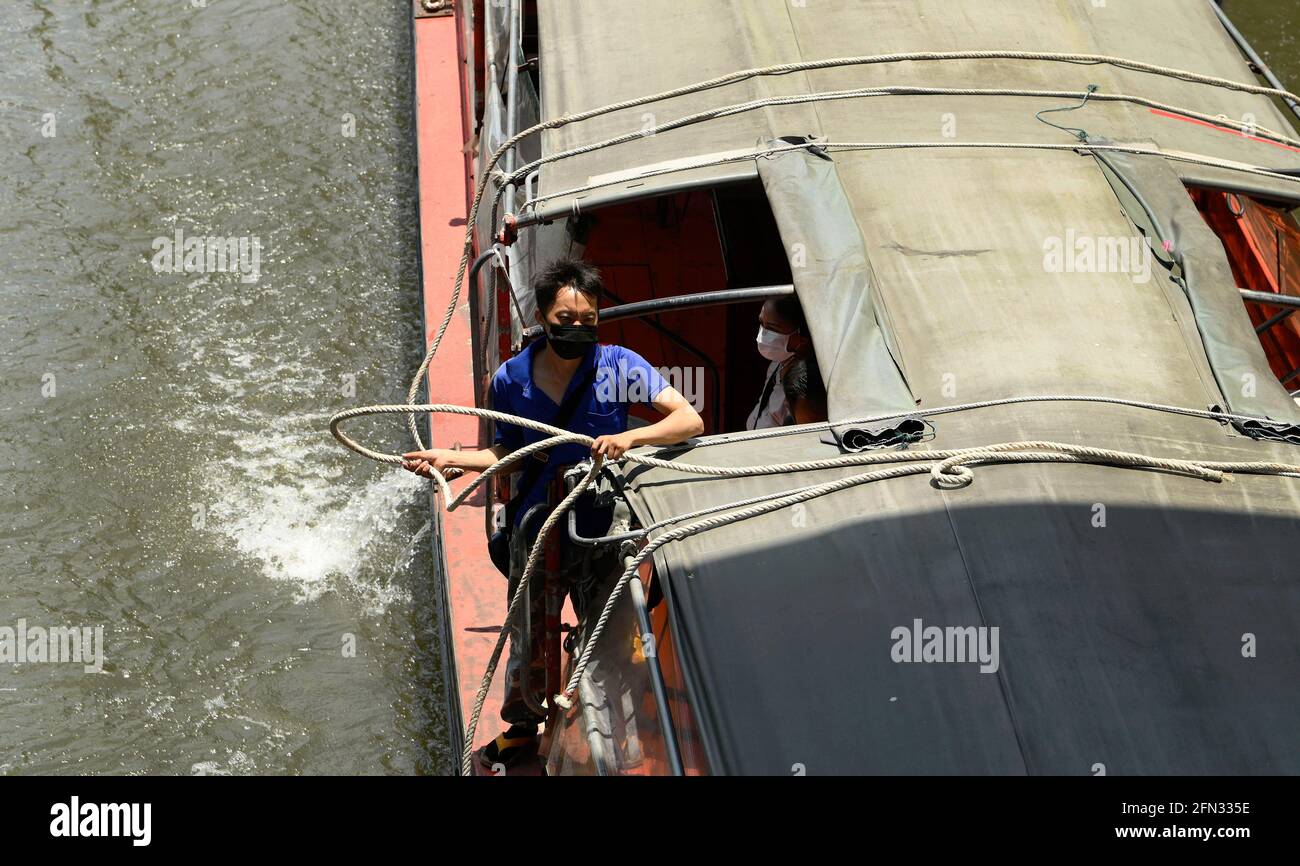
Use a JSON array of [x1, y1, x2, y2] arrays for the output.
[[1, 0, 447, 774], [0, 0, 1295, 774]]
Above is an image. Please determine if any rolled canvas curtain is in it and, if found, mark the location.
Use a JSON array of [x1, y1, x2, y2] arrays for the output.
[[1094, 144, 1300, 436], [755, 141, 918, 446]]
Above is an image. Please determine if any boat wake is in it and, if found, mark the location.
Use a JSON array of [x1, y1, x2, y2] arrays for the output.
[[207, 416, 426, 610]]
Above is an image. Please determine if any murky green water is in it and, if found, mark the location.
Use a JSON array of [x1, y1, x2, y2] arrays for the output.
[[0, 1, 1295, 775], [1, 1, 447, 774], [1221, 1, 1300, 84]]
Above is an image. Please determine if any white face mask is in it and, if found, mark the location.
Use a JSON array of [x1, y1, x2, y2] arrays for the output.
[[756, 325, 796, 362]]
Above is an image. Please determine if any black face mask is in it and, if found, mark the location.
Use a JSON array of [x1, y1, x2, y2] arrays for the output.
[[545, 323, 598, 360]]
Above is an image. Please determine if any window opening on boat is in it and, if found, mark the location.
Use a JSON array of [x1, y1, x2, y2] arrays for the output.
[[1190, 187, 1300, 401], [512, 181, 800, 435]]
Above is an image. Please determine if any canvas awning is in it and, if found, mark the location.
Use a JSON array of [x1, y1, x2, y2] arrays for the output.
[[537, 0, 1300, 775], [619, 400, 1300, 774], [533, 0, 1300, 425], [533, 0, 1300, 220]]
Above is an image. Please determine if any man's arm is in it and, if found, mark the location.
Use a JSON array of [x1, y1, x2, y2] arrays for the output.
[[591, 386, 703, 460], [403, 367, 524, 478], [402, 444, 512, 478]]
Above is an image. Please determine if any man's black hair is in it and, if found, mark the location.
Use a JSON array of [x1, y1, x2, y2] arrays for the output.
[[533, 257, 604, 314]]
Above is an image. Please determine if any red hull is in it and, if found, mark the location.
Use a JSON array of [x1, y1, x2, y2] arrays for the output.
[[412, 9, 502, 758]]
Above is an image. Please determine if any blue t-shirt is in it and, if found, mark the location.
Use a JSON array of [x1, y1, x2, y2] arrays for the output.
[[491, 340, 669, 528]]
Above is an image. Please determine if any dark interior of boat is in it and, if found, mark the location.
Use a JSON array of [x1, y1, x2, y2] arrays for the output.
[[1191, 186, 1300, 390], [578, 183, 793, 434]]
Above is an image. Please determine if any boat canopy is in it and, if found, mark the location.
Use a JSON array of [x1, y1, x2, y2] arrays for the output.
[[532, 0, 1300, 426], [621, 407, 1300, 774], [529, 0, 1300, 774], [535, 0, 1300, 215]]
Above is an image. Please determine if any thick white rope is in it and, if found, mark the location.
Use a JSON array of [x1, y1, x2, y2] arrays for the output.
[[693, 393, 1294, 447], [333, 393, 1297, 465], [374, 50, 1300, 774], [329, 400, 1300, 772], [455, 458, 602, 776], [524, 139, 1300, 213], [509, 85, 1300, 201]]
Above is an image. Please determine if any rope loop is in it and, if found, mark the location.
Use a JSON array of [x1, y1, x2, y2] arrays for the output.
[[356, 48, 1300, 774], [931, 460, 975, 489]]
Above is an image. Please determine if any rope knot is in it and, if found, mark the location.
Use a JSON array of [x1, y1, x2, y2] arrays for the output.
[[931, 459, 975, 489], [553, 690, 575, 711]]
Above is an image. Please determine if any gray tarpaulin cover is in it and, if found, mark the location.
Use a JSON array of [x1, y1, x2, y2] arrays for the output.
[[754, 141, 915, 434], [623, 408, 1300, 775], [529, 0, 1300, 774], [1094, 144, 1300, 427], [536, 0, 1300, 211]]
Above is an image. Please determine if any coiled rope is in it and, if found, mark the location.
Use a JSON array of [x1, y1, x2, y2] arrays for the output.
[[328, 400, 1300, 774], [346, 50, 1300, 775]]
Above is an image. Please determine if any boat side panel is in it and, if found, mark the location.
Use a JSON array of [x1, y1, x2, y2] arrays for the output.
[[413, 10, 501, 758]]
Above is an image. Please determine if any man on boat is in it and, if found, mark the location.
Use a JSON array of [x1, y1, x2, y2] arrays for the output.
[[401, 257, 703, 767], [747, 294, 822, 429]]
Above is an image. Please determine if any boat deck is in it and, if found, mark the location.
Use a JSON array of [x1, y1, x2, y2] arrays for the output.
[[412, 8, 503, 764]]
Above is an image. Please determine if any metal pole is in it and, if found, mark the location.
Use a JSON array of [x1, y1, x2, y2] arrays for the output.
[[1240, 288, 1300, 309], [625, 557, 686, 776], [495, 0, 526, 344], [601, 284, 795, 321], [1254, 306, 1295, 334], [503, 0, 521, 186], [522, 284, 797, 340]]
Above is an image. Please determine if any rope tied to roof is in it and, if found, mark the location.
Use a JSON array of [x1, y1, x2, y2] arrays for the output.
[[342, 48, 1300, 775], [328, 398, 1300, 774]]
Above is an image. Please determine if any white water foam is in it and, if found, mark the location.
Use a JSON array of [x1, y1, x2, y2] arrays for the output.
[[209, 419, 425, 608]]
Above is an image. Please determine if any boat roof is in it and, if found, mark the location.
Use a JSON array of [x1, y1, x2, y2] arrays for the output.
[[536, 0, 1300, 216], [530, 1, 1300, 773], [622, 401, 1300, 774], [532, 1, 1300, 427]]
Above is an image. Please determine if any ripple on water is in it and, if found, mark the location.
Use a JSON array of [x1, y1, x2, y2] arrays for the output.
[[0, 0, 446, 774]]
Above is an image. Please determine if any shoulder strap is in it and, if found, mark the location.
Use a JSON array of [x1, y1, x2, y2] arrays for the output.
[[553, 361, 601, 430], [504, 362, 599, 526], [757, 364, 780, 415]]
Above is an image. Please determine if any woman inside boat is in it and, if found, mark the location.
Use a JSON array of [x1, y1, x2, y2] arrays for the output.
[[747, 294, 825, 428], [401, 256, 703, 768]]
